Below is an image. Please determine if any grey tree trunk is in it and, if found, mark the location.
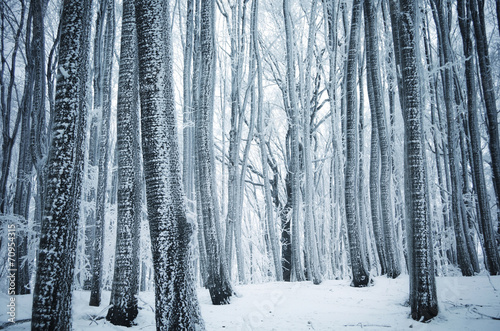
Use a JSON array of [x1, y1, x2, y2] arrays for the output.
[[344, 0, 370, 287], [431, 0, 474, 276], [469, 0, 500, 232], [302, 0, 322, 285], [397, 0, 438, 321], [252, 0, 282, 282], [106, 0, 142, 325], [364, 0, 400, 278], [195, 0, 233, 304], [458, 0, 500, 275], [283, 0, 305, 282], [135, 0, 205, 328], [90, 0, 116, 306], [31, 0, 92, 328]]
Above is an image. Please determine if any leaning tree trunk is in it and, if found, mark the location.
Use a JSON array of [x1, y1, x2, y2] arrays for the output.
[[397, 0, 438, 321], [106, 0, 142, 325], [344, 0, 370, 287], [31, 0, 92, 328], [195, 0, 233, 305]]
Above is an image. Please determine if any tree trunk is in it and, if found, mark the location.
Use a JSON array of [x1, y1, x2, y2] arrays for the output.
[[364, 0, 400, 278], [397, 0, 438, 321], [195, 0, 233, 305], [344, 0, 370, 287], [135, 0, 205, 328], [283, 0, 305, 282], [106, 0, 142, 325], [431, 0, 474, 276], [31, 0, 92, 327], [90, 0, 115, 306], [469, 0, 500, 236], [458, 0, 500, 275]]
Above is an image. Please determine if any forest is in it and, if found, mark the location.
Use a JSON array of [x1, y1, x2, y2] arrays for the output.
[[0, 0, 499, 329]]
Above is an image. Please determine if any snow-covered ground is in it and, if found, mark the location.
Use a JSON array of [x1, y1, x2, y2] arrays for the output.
[[1, 275, 499, 330]]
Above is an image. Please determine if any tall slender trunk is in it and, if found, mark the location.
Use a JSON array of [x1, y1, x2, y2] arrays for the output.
[[458, 0, 500, 275], [344, 0, 369, 287], [364, 0, 400, 278], [90, 0, 115, 306], [283, 0, 305, 282], [432, 0, 474, 276]]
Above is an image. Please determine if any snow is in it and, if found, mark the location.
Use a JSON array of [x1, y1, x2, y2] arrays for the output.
[[1, 275, 499, 330]]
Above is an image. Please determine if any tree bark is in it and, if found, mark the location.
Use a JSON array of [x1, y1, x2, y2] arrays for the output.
[[135, 0, 205, 328], [31, 0, 92, 327], [397, 0, 438, 321]]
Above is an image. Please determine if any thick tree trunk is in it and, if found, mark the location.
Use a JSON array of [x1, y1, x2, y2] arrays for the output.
[[31, 0, 92, 328], [397, 0, 438, 321], [135, 0, 205, 328]]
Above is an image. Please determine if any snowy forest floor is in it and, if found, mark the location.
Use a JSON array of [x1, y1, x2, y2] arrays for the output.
[[1, 275, 499, 330]]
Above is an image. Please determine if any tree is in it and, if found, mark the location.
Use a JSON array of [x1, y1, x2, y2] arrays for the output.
[[397, 0, 438, 321], [31, 0, 93, 328], [283, 0, 305, 282], [344, 0, 370, 287], [252, 0, 282, 282], [364, 0, 400, 278], [135, 0, 205, 328], [194, 0, 234, 304], [457, 0, 500, 275], [106, 0, 142, 325], [469, 0, 500, 231], [90, 0, 116, 306]]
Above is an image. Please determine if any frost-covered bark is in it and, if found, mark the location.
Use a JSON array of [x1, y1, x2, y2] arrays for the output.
[[344, 0, 369, 287], [469, 0, 500, 228], [431, 0, 474, 276], [458, 0, 500, 275], [283, 0, 305, 282], [135, 0, 205, 328], [364, 0, 400, 278], [194, 0, 233, 304], [106, 0, 142, 325], [90, 0, 116, 306], [253, 0, 281, 280], [397, 0, 438, 321], [302, 0, 322, 285], [31, 0, 92, 328]]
